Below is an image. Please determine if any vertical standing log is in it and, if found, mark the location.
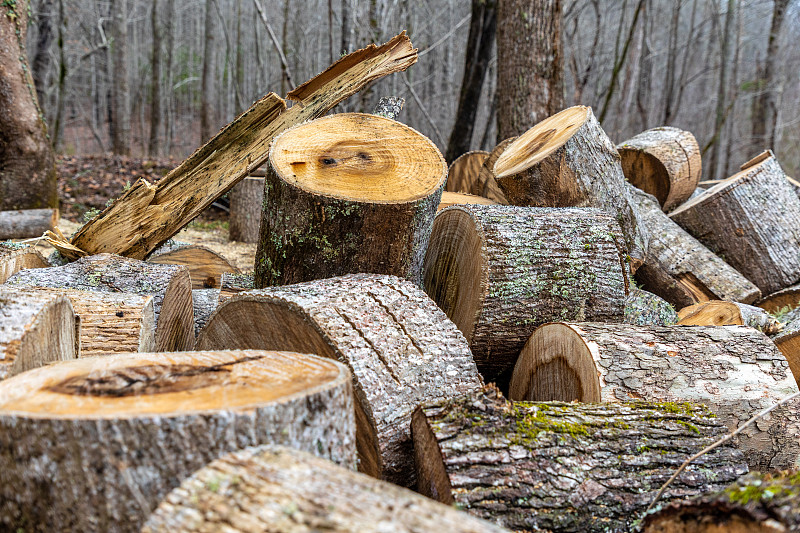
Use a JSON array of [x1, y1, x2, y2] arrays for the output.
[[0, 243, 47, 283], [228, 176, 264, 243]]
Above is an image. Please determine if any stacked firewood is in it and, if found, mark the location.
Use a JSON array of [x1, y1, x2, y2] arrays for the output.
[[2, 33, 800, 533]]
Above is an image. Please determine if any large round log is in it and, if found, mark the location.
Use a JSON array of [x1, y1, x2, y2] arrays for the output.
[[677, 300, 783, 335], [413, 386, 747, 533], [489, 105, 648, 270], [446, 150, 490, 194], [228, 176, 265, 243], [423, 204, 628, 385], [143, 445, 506, 533], [147, 241, 239, 289], [254, 112, 446, 287], [6, 253, 194, 352], [196, 273, 483, 486], [0, 349, 356, 533], [0, 243, 47, 283], [0, 286, 77, 380], [669, 151, 800, 295], [631, 187, 761, 307], [617, 126, 701, 212], [0, 208, 58, 239], [509, 322, 800, 471]]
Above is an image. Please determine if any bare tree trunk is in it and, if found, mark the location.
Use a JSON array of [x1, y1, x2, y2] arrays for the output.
[[752, 0, 789, 152], [661, 1, 679, 125], [148, 0, 161, 156], [200, 0, 215, 142], [51, 0, 66, 150], [707, 0, 735, 180], [109, 0, 131, 155], [31, 0, 55, 109], [164, 0, 174, 155], [496, 0, 563, 140]]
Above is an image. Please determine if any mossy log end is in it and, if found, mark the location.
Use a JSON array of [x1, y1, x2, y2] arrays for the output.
[[196, 273, 483, 486], [413, 387, 746, 533], [143, 445, 507, 533], [0, 243, 47, 284], [255, 113, 446, 288], [0, 350, 356, 533], [510, 322, 800, 471], [624, 287, 678, 326], [6, 253, 194, 352], [423, 204, 628, 385]]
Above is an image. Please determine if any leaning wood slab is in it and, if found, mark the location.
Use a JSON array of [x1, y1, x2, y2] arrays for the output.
[[490, 105, 648, 270], [0, 350, 355, 533], [446, 150, 490, 194], [624, 287, 678, 326], [413, 387, 746, 533], [757, 283, 800, 314], [0, 286, 77, 380], [228, 176, 264, 243], [423, 204, 628, 385], [6, 253, 194, 352], [669, 151, 800, 295], [510, 323, 800, 470], [677, 300, 782, 335], [641, 471, 800, 533], [53, 33, 418, 260], [0, 208, 57, 239], [196, 273, 483, 486], [147, 241, 239, 289], [143, 445, 506, 533], [617, 126, 701, 212], [255, 112, 446, 287], [631, 187, 761, 308], [0, 242, 47, 283]]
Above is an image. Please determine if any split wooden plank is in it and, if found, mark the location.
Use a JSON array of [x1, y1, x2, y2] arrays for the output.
[[0, 243, 47, 284], [0, 208, 57, 239]]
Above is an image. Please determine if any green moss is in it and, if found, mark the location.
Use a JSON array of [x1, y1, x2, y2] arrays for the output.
[[675, 420, 700, 434], [511, 406, 590, 444], [724, 472, 800, 505]]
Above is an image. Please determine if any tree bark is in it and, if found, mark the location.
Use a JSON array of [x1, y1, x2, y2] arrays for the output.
[[147, 241, 239, 289], [196, 273, 483, 487], [144, 445, 506, 533], [496, 0, 563, 140], [0, 350, 356, 533], [0, 243, 47, 284], [624, 287, 678, 326], [413, 387, 747, 533], [707, 0, 734, 181], [148, 0, 162, 156], [6, 253, 194, 352], [200, 0, 216, 143], [510, 322, 800, 471], [669, 152, 800, 295], [752, 0, 790, 153], [446, 150, 489, 194], [255, 113, 445, 288], [0, 286, 77, 380], [423, 205, 628, 385], [31, 0, 54, 108], [109, 0, 130, 155], [472, 137, 512, 203], [631, 187, 760, 307], [0, 0, 58, 210], [677, 300, 782, 335], [191, 288, 219, 338], [0, 208, 57, 239]]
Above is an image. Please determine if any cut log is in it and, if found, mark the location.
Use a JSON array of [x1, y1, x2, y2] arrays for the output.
[[147, 241, 239, 289], [0, 208, 57, 239], [51, 33, 418, 261], [445, 150, 489, 193], [641, 472, 800, 533], [228, 176, 264, 243], [191, 288, 219, 338], [631, 187, 761, 308], [6, 253, 194, 352], [423, 204, 628, 385], [617, 126, 701, 212], [196, 273, 483, 486], [0, 242, 47, 283], [669, 151, 800, 295], [438, 191, 498, 211], [0, 350, 356, 533], [756, 283, 800, 314], [472, 137, 513, 203], [509, 322, 800, 471], [489, 106, 648, 270], [0, 286, 77, 380], [413, 386, 747, 533], [255, 112, 446, 287], [773, 313, 800, 388], [624, 286, 678, 326], [677, 300, 783, 335], [143, 445, 506, 533]]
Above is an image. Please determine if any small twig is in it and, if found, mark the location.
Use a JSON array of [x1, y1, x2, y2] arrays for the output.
[[252, 0, 294, 89], [645, 389, 800, 514], [11, 232, 49, 245], [417, 14, 470, 58]]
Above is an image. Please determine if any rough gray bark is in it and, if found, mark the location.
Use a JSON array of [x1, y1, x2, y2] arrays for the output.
[[0, 208, 58, 239], [6, 253, 194, 352], [144, 445, 507, 533], [510, 322, 800, 471], [191, 288, 219, 338], [228, 177, 264, 243], [624, 287, 678, 326], [0, 243, 47, 284], [413, 387, 747, 533], [423, 205, 628, 385], [631, 186, 761, 308], [0, 350, 356, 533], [196, 273, 483, 487], [219, 271, 254, 300], [669, 152, 800, 295], [0, 286, 77, 380]]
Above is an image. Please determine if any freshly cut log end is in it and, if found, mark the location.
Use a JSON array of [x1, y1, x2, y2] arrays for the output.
[[624, 287, 678, 326], [0, 349, 356, 533], [510, 322, 800, 471], [423, 204, 628, 385], [617, 127, 701, 211], [472, 138, 512, 204], [490, 105, 649, 269], [196, 273, 483, 486], [641, 472, 800, 533], [413, 386, 747, 533], [0, 242, 47, 284], [228, 176, 264, 243], [147, 241, 239, 289], [0, 287, 77, 380], [255, 112, 446, 287], [677, 300, 783, 335], [757, 283, 800, 314], [143, 445, 506, 533], [0, 208, 58, 239], [6, 253, 194, 352], [669, 152, 800, 295], [438, 191, 498, 211], [446, 150, 489, 194]]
